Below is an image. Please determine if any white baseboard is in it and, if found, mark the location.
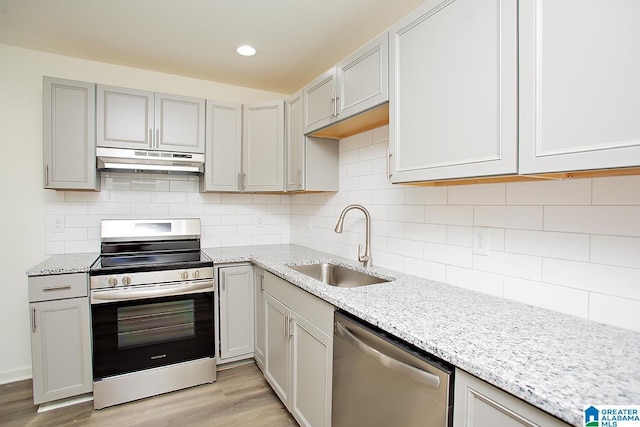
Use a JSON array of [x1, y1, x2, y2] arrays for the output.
[[0, 367, 32, 385]]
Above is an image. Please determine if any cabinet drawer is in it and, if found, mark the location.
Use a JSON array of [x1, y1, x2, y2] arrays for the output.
[[263, 271, 334, 336], [28, 273, 88, 302]]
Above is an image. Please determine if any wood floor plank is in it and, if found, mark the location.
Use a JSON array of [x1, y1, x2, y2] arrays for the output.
[[0, 362, 298, 427]]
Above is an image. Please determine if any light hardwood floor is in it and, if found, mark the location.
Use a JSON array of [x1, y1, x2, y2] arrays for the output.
[[0, 362, 298, 427]]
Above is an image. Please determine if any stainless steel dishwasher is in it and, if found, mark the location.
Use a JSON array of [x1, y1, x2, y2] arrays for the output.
[[332, 311, 453, 427]]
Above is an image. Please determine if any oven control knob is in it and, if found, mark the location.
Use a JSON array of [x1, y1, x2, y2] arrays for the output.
[[122, 275, 132, 286], [181, 271, 189, 280], [193, 270, 200, 279], [108, 276, 118, 287]]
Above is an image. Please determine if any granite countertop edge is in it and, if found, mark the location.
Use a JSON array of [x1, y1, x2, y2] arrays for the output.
[[26, 245, 640, 426]]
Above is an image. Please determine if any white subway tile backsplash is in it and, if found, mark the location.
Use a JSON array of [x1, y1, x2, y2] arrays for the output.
[[506, 179, 592, 205], [448, 183, 505, 205], [169, 179, 199, 192], [588, 294, 640, 333], [405, 187, 448, 205], [446, 266, 504, 297], [543, 258, 640, 301], [425, 206, 473, 226], [371, 125, 389, 143], [150, 191, 188, 203], [544, 206, 640, 237], [505, 230, 590, 261], [345, 160, 373, 177], [503, 277, 589, 318], [387, 205, 424, 223], [359, 142, 386, 161], [343, 130, 372, 150], [423, 242, 473, 268], [473, 251, 542, 281], [404, 257, 446, 282], [372, 188, 405, 205], [592, 176, 640, 205], [405, 223, 447, 244], [388, 238, 424, 258], [474, 206, 543, 230], [446, 226, 472, 247], [591, 235, 640, 269]]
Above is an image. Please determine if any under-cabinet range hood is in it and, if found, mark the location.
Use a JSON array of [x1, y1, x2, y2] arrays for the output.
[[96, 147, 204, 174]]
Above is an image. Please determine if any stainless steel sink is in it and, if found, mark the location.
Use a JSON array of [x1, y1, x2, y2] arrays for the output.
[[289, 263, 392, 288]]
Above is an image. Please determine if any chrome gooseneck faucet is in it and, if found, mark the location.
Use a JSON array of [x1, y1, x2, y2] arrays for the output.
[[334, 204, 371, 267]]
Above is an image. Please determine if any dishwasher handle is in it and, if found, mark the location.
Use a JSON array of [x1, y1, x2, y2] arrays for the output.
[[335, 321, 441, 389]]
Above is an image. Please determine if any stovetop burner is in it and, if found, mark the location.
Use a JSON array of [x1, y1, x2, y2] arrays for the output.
[[90, 218, 213, 280]]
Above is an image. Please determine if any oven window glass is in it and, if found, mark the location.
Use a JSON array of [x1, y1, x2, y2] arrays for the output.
[[117, 300, 195, 349]]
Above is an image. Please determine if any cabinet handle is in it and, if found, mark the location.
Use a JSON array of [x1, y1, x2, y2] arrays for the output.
[[298, 170, 303, 188], [241, 173, 247, 191], [386, 148, 393, 179], [155, 129, 160, 149], [149, 128, 153, 148], [43, 285, 72, 292], [283, 314, 288, 338], [335, 96, 340, 117], [44, 164, 49, 187], [32, 308, 36, 333], [221, 271, 226, 291], [260, 273, 264, 292], [288, 315, 294, 337], [331, 95, 337, 117]]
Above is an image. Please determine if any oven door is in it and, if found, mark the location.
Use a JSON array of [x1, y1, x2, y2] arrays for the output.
[[91, 290, 214, 380]]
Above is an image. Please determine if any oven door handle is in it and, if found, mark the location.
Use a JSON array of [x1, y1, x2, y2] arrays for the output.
[[91, 280, 214, 302]]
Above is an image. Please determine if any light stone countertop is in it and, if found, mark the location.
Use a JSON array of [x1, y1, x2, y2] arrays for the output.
[[26, 252, 98, 276], [206, 244, 640, 427], [25, 245, 640, 426]]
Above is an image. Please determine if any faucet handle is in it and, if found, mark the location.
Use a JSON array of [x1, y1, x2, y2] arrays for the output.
[[357, 244, 370, 264]]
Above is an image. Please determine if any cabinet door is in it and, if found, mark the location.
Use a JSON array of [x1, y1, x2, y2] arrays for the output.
[[453, 369, 571, 427], [337, 32, 389, 121], [389, 0, 518, 182], [218, 265, 254, 361], [286, 91, 304, 191], [30, 298, 92, 404], [97, 85, 154, 150], [155, 93, 205, 153], [290, 314, 333, 427], [264, 292, 291, 406], [202, 100, 242, 192], [242, 100, 285, 192], [43, 77, 99, 191], [253, 267, 266, 371], [518, 0, 640, 174], [303, 68, 338, 134]]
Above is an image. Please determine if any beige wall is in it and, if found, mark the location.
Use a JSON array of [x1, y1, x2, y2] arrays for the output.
[[0, 44, 286, 383]]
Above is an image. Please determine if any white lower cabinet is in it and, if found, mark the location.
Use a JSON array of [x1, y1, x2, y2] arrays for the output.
[[28, 273, 92, 405], [263, 271, 334, 427], [453, 369, 571, 427], [216, 264, 254, 364]]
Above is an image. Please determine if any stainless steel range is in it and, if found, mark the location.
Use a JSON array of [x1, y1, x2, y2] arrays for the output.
[[89, 218, 215, 409]]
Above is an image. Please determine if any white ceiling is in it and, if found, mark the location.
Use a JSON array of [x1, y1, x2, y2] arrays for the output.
[[0, 0, 426, 94]]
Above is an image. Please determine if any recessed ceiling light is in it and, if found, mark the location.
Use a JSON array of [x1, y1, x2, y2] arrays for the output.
[[236, 45, 256, 57]]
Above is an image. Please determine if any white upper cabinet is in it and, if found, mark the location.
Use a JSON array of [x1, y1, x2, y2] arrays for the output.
[[201, 100, 242, 192], [286, 91, 339, 192], [97, 85, 205, 154], [518, 0, 640, 174], [388, 0, 518, 183], [304, 32, 389, 134], [242, 100, 285, 192], [43, 77, 99, 191]]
